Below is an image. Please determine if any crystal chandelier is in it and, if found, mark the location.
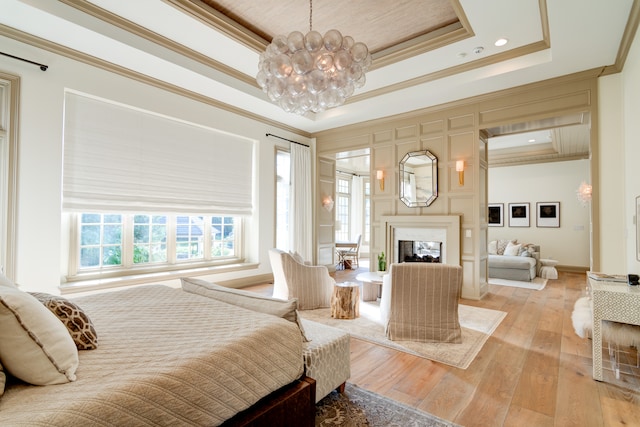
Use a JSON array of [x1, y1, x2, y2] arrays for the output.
[[256, 0, 372, 115]]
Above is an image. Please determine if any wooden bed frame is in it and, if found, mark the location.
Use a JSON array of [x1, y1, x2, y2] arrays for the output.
[[222, 376, 316, 426]]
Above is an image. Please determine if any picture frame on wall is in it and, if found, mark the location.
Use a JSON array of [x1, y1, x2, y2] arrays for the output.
[[508, 202, 530, 227], [488, 203, 503, 227], [536, 202, 560, 227]]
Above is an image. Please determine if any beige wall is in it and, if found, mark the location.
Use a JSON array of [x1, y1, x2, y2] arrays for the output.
[[488, 160, 591, 270], [316, 71, 600, 299], [597, 74, 626, 273]]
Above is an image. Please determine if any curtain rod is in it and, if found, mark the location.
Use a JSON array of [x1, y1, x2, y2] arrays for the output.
[[336, 169, 363, 177], [266, 133, 309, 147], [0, 52, 48, 71]]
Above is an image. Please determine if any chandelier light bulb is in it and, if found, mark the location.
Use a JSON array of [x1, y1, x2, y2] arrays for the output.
[[257, 23, 371, 115]]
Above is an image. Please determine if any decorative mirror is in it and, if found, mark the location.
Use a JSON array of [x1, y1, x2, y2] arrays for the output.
[[399, 150, 438, 207]]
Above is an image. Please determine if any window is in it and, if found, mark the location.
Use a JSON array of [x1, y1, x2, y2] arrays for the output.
[[335, 176, 350, 242], [73, 213, 240, 278], [364, 179, 371, 244], [62, 92, 252, 284]]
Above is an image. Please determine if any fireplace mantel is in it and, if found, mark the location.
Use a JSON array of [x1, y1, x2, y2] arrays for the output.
[[381, 215, 461, 267]]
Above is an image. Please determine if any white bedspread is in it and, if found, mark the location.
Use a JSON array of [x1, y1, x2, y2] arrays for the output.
[[0, 285, 304, 426]]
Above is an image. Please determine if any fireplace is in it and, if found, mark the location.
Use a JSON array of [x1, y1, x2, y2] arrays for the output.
[[398, 240, 442, 263], [381, 215, 461, 266]]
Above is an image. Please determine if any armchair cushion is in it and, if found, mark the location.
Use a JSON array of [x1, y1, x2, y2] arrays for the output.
[[381, 263, 463, 343]]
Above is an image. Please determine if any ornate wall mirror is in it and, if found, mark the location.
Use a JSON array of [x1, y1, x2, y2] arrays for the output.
[[399, 150, 438, 207]]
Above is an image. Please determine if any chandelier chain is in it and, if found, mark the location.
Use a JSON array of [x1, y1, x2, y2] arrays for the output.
[[309, 0, 313, 32]]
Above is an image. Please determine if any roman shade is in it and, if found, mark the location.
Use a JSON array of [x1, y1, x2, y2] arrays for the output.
[[63, 92, 254, 215]]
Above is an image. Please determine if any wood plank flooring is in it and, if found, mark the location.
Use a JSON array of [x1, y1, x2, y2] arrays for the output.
[[245, 266, 640, 426]]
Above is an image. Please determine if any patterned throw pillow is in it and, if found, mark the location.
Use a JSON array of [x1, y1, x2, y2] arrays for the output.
[[29, 292, 98, 350], [496, 239, 516, 255]]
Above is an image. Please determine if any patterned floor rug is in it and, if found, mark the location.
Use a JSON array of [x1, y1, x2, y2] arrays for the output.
[[316, 383, 460, 426], [299, 302, 506, 369]]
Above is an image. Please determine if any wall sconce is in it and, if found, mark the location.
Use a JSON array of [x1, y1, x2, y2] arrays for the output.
[[376, 170, 385, 191], [456, 160, 465, 186], [322, 195, 334, 212], [576, 181, 592, 206]]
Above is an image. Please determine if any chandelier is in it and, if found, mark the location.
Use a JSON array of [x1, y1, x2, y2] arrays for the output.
[[256, 0, 372, 115]]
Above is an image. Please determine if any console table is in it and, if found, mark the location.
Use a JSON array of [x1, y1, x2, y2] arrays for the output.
[[588, 274, 640, 381]]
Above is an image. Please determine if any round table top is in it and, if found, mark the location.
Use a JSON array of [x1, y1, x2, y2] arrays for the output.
[[355, 271, 386, 283], [336, 281, 360, 288]]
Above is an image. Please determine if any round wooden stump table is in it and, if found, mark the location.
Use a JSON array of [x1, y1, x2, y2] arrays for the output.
[[331, 282, 360, 319]]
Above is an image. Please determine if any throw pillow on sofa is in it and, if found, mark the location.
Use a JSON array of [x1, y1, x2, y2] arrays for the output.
[[503, 242, 522, 256], [496, 239, 516, 255]]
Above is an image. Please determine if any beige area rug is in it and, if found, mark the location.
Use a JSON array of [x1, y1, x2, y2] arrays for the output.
[[299, 301, 506, 370], [488, 276, 548, 290], [316, 383, 460, 426]]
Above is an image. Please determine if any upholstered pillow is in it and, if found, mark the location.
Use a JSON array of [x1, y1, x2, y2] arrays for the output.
[[488, 240, 498, 255], [503, 242, 522, 256], [0, 285, 78, 385], [29, 292, 98, 350], [519, 243, 534, 257], [181, 277, 309, 341], [496, 239, 516, 255]]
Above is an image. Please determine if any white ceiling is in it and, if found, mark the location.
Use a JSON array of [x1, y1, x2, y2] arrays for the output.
[[0, 0, 635, 138]]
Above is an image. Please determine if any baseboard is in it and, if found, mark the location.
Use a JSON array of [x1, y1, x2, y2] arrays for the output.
[[217, 273, 273, 289], [557, 265, 589, 274]]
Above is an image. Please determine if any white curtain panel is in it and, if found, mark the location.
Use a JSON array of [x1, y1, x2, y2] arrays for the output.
[[350, 175, 363, 242], [289, 144, 313, 261]]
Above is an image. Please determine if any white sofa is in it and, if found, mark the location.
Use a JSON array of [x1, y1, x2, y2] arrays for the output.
[[488, 240, 540, 281]]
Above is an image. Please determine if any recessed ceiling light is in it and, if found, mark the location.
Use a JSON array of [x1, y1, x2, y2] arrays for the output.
[[528, 139, 536, 143], [495, 38, 508, 47]]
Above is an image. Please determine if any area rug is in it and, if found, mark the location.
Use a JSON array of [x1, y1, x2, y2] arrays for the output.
[[488, 276, 548, 290], [316, 383, 460, 426], [299, 302, 506, 369]]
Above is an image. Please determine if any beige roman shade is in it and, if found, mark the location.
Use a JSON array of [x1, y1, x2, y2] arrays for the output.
[[62, 92, 254, 215]]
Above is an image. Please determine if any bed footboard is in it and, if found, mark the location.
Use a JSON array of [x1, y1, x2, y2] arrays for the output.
[[222, 376, 316, 427]]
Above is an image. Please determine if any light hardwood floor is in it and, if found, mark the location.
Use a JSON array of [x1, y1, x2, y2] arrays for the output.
[[246, 266, 640, 426]]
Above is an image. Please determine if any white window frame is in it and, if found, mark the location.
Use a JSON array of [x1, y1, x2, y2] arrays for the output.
[[67, 213, 243, 282]]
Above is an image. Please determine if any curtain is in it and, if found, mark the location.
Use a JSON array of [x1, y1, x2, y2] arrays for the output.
[[63, 92, 254, 215], [289, 143, 312, 261], [350, 175, 363, 242]]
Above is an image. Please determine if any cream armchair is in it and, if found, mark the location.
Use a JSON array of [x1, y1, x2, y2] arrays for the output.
[[380, 263, 463, 343], [268, 248, 335, 310]]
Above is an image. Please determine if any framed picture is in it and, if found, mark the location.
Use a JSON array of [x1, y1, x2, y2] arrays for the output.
[[508, 203, 530, 227], [536, 202, 560, 227], [488, 203, 503, 227]]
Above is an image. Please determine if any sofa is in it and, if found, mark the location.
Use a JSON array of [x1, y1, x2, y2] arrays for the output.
[[488, 240, 540, 281]]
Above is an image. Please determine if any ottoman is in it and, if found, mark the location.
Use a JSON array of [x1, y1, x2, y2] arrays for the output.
[[300, 319, 351, 402]]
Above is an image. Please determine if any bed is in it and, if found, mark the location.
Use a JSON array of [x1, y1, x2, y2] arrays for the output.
[[0, 284, 311, 426]]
